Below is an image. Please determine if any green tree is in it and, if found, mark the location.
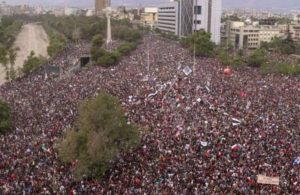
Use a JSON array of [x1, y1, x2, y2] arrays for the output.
[[268, 36, 296, 55], [0, 47, 9, 80], [58, 93, 140, 179], [47, 34, 67, 58], [181, 30, 215, 57], [0, 99, 12, 134], [90, 34, 106, 64], [8, 47, 19, 80], [97, 51, 120, 67], [72, 28, 81, 43], [216, 48, 231, 66], [23, 51, 47, 74], [91, 34, 104, 48], [117, 42, 136, 55], [247, 49, 267, 67]]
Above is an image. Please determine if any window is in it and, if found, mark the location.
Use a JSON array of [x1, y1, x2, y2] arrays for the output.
[[194, 20, 201, 24], [194, 6, 202, 15]]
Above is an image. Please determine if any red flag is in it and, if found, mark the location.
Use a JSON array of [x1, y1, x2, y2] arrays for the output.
[[224, 67, 232, 76], [239, 90, 246, 97]]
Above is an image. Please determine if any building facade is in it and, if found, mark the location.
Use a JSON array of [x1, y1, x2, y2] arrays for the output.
[[141, 7, 158, 29], [289, 24, 300, 42], [157, 2, 180, 36], [228, 21, 286, 49], [95, 0, 111, 16], [157, 0, 222, 44], [192, 0, 222, 44]]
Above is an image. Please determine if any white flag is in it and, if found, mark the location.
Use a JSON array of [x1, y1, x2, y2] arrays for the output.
[[183, 66, 192, 76]]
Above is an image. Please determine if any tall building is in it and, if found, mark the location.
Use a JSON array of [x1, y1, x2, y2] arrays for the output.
[[157, 1, 180, 36], [157, 0, 222, 44], [95, 0, 111, 16], [193, 0, 222, 44], [179, 0, 194, 36]]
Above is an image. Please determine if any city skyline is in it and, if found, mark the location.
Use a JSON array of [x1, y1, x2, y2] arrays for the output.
[[2, 0, 300, 9]]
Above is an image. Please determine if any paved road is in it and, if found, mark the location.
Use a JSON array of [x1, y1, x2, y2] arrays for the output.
[[0, 23, 49, 85]]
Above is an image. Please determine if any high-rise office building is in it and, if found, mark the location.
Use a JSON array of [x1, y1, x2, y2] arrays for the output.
[[157, 0, 222, 44], [95, 0, 111, 16], [157, 1, 180, 35], [192, 0, 222, 44]]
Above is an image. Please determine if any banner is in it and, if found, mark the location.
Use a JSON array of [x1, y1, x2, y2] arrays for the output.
[[257, 175, 279, 185]]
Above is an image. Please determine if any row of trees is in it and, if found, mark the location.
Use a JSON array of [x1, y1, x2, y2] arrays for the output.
[[217, 46, 300, 75], [22, 51, 47, 74], [91, 27, 141, 67], [40, 15, 134, 42], [58, 93, 140, 179], [47, 34, 67, 58], [0, 99, 12, 135], [41, 15, 107, 41], [40, 15, 141, 67], [261, 34, 298, 55], [0, 17, 23, 81], [181, 30, 215, 57], [0, 16, 23, 48], [179, 29, 300, 75], [41, 20, 67, 59]]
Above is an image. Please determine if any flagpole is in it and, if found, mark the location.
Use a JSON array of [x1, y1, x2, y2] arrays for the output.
[[193, 42, 196, 75]]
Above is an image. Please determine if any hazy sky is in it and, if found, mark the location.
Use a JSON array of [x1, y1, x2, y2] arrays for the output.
[[3, 0, 300, 9]]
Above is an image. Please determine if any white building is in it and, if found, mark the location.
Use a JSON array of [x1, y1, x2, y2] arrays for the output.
[[141, 7, 158, 29], [64, 7, 78, 16], [193, 0, 222, 44], [228, 21, 286, 49], [157, 2, 180, 36], [86, 9, 94, 16], [157, 0, 222, 44]]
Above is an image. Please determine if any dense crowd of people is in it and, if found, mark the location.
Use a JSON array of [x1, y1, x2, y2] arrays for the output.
[[0, 34, 299, 194], [46, 41, 90, 71]]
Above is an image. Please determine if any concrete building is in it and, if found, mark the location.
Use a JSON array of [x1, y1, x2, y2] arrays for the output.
[[157, 0, 222, 44], [289, 24, 300, 42], [86, 9, 94, 16], [141, 7, 158, 29], [95, 0, 111, 16], [64, 7, 78, 16], [259, 26, 285, 44], [192, 0, 222, 44], [157, 1, 180, 35], [229, 21, 286, 49]]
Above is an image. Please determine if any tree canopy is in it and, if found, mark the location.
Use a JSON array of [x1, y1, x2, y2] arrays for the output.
[[58, 93, 140, 179], [263, 36, 297, 55], [0, 16, 23, 49], [23, 51, 47, 74], [247, 49, 267, 67], [47, 34, 67, 58], [181, 30, 215, 57], [0, 99, 12, 134]]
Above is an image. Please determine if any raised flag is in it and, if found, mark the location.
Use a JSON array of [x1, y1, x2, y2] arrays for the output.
[[183, 66, 192, 76], [257, 175, 279, 185], [232, 118, 241, 126], [294, 156, 300, 165]]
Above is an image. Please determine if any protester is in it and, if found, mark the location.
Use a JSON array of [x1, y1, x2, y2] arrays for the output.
[[0, 35, 299, 194]]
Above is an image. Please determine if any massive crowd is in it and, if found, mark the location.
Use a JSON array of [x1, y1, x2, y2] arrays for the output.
[[46, 41, 90, 70], [0, 35, 299, 194]]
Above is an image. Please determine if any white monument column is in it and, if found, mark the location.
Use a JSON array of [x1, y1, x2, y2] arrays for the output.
[[106, 7, 112, 45]]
